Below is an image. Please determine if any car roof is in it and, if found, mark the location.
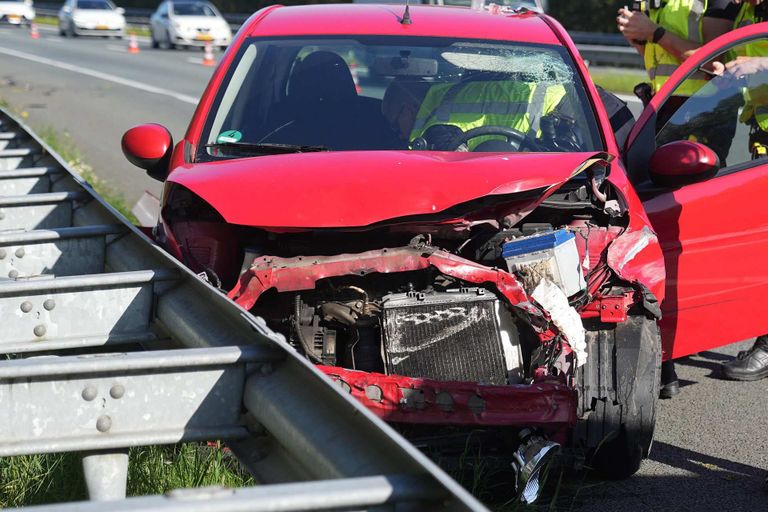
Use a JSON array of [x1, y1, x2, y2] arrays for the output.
[[245, 4, 563, 46]]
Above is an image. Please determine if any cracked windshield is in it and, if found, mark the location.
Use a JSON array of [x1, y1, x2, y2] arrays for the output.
[[202, 36, 602, 158]]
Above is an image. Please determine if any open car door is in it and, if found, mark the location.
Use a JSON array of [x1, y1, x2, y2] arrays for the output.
[[624, 22, 768, 359]]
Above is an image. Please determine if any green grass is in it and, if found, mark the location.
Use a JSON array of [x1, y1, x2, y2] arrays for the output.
[[589, 68, 648, 95], [33, 16, 151, 38], [0, 444, 254, 507], [37, 126, 139, 223]]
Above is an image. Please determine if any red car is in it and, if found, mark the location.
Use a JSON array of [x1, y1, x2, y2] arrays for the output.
[[122, 3, 768, 497]]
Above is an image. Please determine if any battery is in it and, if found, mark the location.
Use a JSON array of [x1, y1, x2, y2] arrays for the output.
[[501, 229, 585, 297]]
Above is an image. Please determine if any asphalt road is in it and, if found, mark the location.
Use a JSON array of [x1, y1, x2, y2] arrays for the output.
[[0, 22, 765, 511], [0, 23, 216, 203]]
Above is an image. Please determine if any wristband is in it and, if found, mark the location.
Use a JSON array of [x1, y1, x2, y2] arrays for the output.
[[652, 26, 666, 44]]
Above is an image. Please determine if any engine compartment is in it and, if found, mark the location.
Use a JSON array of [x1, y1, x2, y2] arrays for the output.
[[160, 171, 635, 402]]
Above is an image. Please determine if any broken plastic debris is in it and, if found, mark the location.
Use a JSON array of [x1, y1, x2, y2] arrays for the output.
[[531, 279, 587, 367]]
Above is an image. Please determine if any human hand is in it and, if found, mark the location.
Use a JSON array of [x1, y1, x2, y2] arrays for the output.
[[616, 7, 657, 42], [724, 56, 768, 78]]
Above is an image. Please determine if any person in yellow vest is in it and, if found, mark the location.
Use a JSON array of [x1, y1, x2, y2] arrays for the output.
[[617, 1, 738, 112], [408, 80, 568, 151]]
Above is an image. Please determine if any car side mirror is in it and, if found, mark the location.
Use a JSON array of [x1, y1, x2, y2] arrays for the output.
[[62, 5, 71, 13], [116, 7, 125, 14], [121, 124, 173, 182], [649, 140, 719, 188], [25, 0, 33, 6]]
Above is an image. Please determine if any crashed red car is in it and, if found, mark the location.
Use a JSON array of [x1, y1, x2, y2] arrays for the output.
[[122, 3, 764, 496]]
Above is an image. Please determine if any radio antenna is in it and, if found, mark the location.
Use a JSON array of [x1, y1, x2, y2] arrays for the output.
[[401, 0, 412, 25]]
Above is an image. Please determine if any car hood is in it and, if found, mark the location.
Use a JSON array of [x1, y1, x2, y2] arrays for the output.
[[168, 151, 608, 229], [172, 15, 227, 29], [72, 9, 123, 21], [0, 3, 33, 15]]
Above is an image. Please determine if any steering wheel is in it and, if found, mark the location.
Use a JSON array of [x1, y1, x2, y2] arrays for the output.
[[446, 125, 540, 152]]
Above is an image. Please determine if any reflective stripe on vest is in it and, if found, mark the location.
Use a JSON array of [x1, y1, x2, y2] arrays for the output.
[[645, 0, 707, 95], [734, 5, 768, 131], [409, 81, 566, 149]]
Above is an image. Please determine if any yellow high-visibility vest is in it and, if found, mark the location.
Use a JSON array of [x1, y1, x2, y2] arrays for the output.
[[645, 0, 708, 95], [409, 81, 566, 150]]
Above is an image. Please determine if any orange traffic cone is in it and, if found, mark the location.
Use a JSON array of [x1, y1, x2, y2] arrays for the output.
[[29, 22, 39, 39], [128, 33, 140, 54], [202, 42, 215, 66], [350, 62, 362, 94]]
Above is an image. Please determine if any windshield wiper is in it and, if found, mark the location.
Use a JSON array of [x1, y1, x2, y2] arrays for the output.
[[206, 141, 329, 155]]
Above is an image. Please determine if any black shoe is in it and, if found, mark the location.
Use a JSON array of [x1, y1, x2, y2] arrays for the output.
[[659, 360, 679, 399], [721, 337, 768, 381]]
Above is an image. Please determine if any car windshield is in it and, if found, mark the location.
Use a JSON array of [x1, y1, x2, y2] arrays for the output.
[[200, 36, 601, 159], [77, 0, 112, 9], [173, 2, 216, 16]]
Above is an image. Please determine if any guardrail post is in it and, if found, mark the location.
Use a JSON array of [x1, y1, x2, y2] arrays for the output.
[[81, 449, 129, 501]]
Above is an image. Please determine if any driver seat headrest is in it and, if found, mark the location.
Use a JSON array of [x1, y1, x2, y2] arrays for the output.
[[289, 51, 358, 110]]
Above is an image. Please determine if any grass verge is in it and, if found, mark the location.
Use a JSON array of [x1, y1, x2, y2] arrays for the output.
[[33, 16, 151, 38], [589, 68, 647, 95], [38, 126, 139, 224], [0, 444, 254, 507]]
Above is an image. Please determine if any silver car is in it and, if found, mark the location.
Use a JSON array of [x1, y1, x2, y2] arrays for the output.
[[149, 0, 231, 50], [58, 0, 126, 38]]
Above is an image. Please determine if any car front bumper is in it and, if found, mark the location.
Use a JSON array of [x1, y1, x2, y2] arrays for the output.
[[173, 33, 230, 47], [72, 23, 125, 36], [0, 13, 34, 25]]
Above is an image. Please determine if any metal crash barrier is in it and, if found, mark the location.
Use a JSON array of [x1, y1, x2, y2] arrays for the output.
[[0, 106, 488, 511]]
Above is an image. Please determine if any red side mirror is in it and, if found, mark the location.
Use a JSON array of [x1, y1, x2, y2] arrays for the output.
[[121, 124, 173, 182], [649, 140, 719, 188]]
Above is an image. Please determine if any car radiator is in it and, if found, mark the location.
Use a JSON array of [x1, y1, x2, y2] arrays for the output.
[[381, 288, 510, 385]]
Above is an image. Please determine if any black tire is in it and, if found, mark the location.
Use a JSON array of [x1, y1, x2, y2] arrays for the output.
[[166, 31, 175, 50], [573, 313, 661, 479], [150, 30, 159, 49]]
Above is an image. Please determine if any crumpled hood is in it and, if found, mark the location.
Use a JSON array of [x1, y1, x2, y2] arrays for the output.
[[169, 151, 607, 229]]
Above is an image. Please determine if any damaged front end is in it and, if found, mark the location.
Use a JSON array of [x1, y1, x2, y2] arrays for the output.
[[159, 151, 665, 499]]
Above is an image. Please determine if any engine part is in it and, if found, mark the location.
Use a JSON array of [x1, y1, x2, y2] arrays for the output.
[[502, 229, 586, 297], [380, 288, 514, 385]]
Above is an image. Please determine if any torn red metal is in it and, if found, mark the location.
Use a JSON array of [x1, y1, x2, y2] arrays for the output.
[[229, 244, 541, 317], [319, 366, 577, 428]]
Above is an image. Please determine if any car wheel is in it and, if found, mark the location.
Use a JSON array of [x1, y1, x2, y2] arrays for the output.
[[59, 25, 65, 36], [150, 29, 159, 48], [573, 311, 661, 479], [166, 31, 175, 50]]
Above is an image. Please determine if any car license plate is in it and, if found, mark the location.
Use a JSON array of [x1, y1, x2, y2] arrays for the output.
[[195, 34, 213, 41], [96, 24, 109, 30], [8, 15, 20, 22]]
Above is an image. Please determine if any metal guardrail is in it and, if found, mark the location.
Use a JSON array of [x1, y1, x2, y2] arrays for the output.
[[0, 106, 489, 511]]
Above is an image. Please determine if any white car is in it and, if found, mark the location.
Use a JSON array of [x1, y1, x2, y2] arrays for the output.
[[0, 0, 35, 26], [58, 0, 126, 38], [149, 0, 231, 50]]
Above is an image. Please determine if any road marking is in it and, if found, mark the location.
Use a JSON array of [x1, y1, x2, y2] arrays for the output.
[[107, 44, 127, 53], [0, 45, 198, 105]]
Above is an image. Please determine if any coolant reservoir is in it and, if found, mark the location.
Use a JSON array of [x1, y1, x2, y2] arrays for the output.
[[502, 229, 586, 297]]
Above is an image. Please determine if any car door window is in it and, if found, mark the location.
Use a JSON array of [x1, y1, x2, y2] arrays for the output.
[[655, 38, 768, 175]]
